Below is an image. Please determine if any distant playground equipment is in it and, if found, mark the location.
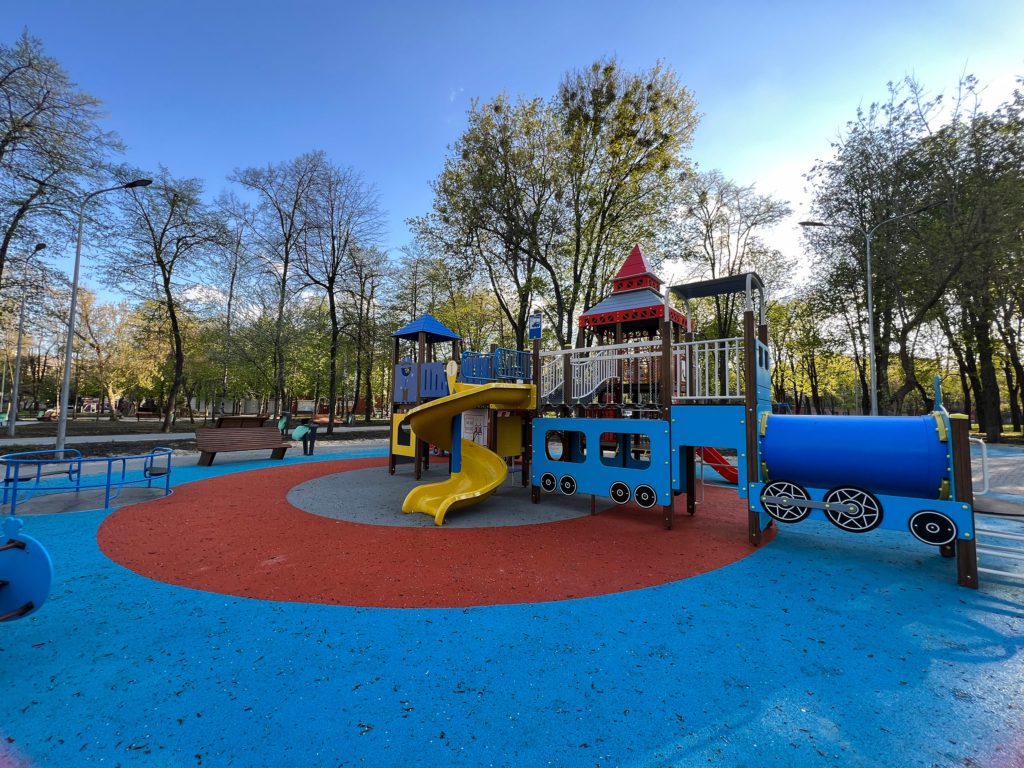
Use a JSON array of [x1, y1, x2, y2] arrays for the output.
[[390, 245, 999, 588], [0, 446, 173, 622]]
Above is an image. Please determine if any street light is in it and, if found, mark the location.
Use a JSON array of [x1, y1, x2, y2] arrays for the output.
[[7, 243, 47, 438], [55, 178, 152, 452], [800, 204, 935, 417]]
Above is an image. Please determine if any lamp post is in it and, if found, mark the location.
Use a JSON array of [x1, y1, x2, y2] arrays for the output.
[[55, 179, 151, 452], [8, 243, 47, 437], [800, 205, 934, 417]]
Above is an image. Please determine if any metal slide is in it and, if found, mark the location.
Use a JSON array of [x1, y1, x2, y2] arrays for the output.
[[401, 382, 534, 526]]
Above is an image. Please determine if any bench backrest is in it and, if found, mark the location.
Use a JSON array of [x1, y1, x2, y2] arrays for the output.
[[196, 426, 287, 451]]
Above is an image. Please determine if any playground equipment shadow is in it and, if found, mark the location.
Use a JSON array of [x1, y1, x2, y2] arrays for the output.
[[1, 446, 1022, 767]]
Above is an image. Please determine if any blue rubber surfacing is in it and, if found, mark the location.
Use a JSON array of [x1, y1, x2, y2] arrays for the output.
[[1, 448, 1023, 767]]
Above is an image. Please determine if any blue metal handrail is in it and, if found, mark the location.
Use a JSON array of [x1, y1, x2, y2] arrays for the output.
[[494, 348, 532, 382], [459, 351, 494, 384], [459, 348, 533, 384], [1, 447, 173, 516]]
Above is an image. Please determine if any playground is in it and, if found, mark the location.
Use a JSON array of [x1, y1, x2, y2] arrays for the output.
[[3, 249, 1024, 767]]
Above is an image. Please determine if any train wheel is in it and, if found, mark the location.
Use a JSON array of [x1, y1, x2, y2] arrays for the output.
[[540, 473, 557, 493], [908, 511, 957, 546], [760, 481, 811, 523], [823, 487, 883, 533], [609, 481, 630, 505], [559, 475, 577, 495], [633, 484, 657, 509]]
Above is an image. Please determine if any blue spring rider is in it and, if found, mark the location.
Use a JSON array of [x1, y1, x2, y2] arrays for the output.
[[0, 515, 53, 623]]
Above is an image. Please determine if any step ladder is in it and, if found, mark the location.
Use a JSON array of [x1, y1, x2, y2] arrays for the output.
[[976, 512, 1024, 582]]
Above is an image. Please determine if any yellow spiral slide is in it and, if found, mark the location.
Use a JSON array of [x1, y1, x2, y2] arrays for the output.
[[402, 382, 534, 525]]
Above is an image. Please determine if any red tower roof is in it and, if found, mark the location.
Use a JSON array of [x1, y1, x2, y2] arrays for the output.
[[613, 244, 662, 293]]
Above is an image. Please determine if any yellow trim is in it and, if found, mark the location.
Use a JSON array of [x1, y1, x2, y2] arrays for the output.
[[938, 479, 950, 500], [759, 411, 769, 437], [949, 414, 968, 421], [931, 412, 948, 442], [761, 461, 769, 482]]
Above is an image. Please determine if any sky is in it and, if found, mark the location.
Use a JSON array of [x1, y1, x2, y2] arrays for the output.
[[8, 0, 1024, 291]]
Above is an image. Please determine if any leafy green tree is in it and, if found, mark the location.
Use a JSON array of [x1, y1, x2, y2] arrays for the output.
[[110, 168, 218, 431]]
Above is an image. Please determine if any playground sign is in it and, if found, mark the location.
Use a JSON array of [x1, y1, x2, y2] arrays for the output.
[[528, 312, 542, 340]]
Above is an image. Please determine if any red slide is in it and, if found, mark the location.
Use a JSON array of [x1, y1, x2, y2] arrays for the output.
[[696, 447, 738, 484]]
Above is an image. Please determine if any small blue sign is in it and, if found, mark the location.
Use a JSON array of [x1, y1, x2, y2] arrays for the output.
[[528, 312, 542, 340]]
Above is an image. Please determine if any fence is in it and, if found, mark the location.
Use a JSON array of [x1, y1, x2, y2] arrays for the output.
[[1, 447, 173, 516]]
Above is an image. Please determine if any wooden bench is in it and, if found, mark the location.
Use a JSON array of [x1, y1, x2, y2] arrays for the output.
[[195, 426, 290, 466], [135, 410, 159, 421], [215, 415, 269, 428]]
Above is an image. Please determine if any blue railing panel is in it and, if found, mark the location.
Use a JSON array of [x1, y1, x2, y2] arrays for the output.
[[494, 348, 532, 383], [459, 351, 494, 384], [1, 447, 173, 516]]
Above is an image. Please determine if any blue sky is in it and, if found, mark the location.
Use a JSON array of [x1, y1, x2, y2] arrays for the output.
[[9, 0, 1024, 285]]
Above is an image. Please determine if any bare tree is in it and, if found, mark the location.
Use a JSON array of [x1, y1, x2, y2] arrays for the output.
[[231, 152, 323, 416], [298, 162, 384, 433]]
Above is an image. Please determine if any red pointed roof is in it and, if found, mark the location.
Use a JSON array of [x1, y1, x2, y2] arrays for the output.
[[615, 244, 656, 280], [613, 244, 662, 293]]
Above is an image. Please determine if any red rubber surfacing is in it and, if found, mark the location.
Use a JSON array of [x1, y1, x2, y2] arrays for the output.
[[98, 458, 773, 608]]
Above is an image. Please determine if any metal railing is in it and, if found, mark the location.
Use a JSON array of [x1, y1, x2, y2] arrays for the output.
[[540, 340, 662, 405], [1, 447, 173, 516], [459, 348, 533, 385], [672, 337, 744, 401]]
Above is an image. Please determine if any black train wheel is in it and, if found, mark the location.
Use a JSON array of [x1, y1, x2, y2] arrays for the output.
[[559, 475, 577, 495], [760, 480, 811, 524], [823, 487, 883, 533], [909, 511, 957, 546], [540, 473, 556, 493], [610, 482, 630, 505], [633, 484, 657, 509]]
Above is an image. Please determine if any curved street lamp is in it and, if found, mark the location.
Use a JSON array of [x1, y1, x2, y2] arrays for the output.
[[55, 178, 152, 452], [799, 204, 936, 417]]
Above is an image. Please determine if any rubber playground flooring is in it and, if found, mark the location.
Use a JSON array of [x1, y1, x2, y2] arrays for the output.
[[2, 447, 1023, 767]]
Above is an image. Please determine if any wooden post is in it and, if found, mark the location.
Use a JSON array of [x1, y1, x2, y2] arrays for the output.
[[532, 339, 541, 416], [744, 309, 761, 546], [562, 348, 572, 409], [615, 322, 623, 404], [661, 317, 674, 530], [950, 415, 978, 588], [686, 446, 696, 516]]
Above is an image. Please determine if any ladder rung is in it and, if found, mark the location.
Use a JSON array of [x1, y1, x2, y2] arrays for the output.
[[978, 566, 1024, 579], [976, 527, 1024, 542], [978, 544, 1024, 561]]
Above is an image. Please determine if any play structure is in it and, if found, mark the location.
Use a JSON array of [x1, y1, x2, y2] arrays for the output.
[[0, 447, 173, 622], [391, 245, 988, 587]]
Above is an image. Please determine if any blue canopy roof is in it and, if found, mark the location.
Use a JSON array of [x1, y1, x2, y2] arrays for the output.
[[391, 314, 461, 343]]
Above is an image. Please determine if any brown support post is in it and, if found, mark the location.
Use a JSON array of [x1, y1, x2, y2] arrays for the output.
[[533, 339, 541, 416], [950, 415, 979, 588], [562, 348, 572, 410], [661, 318, 674, 530], [686, 446, 696, 516], [743, 309, 761, 546], [615, 322, 623, 404]]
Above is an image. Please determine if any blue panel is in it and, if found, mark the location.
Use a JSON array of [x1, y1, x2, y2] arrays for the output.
[[459, 352, 493, 384], [494, 348, 532, 382], [670, 405, 746, 450], [761, 414, 949, 499], [419, 362, 450, 398], [531, 417, 671, 506], [749, 481, 975, 542], [393, 358, 418, 403]]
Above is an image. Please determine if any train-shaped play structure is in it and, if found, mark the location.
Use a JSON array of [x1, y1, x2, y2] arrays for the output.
[[391, 245, 986, 588]]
